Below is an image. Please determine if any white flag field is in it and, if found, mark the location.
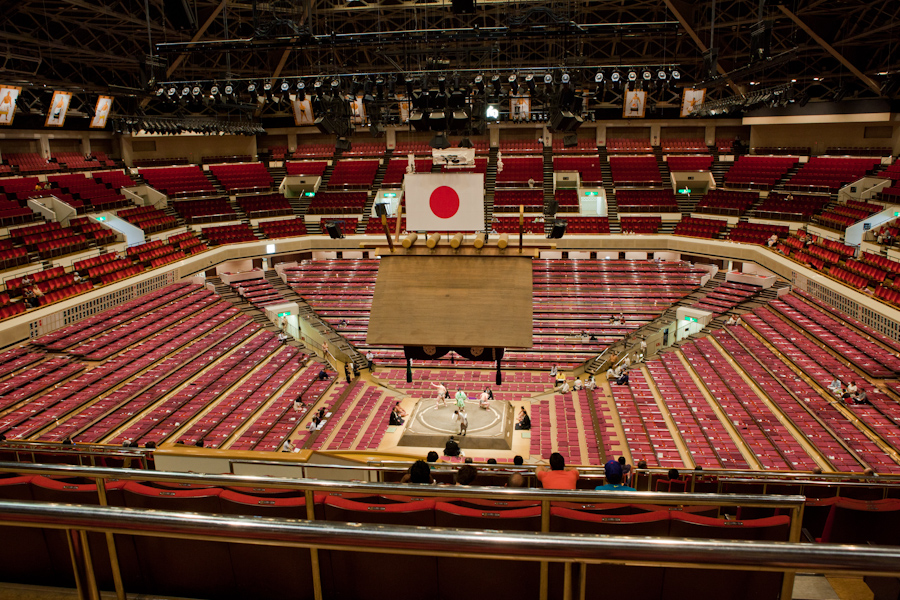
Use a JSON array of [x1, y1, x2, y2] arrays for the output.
[[405, 173, 485, 232]]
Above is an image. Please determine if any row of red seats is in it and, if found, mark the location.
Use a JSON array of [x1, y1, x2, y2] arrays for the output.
[[0, 177, 41, 194], [620, 216, 661, 233], [807, 243, 840, 265], [844, 259, 888, 283], [35, 281, 93, 306], [660, 138, 707, 152], [495, 157, 543, 184], [259, 219, 308, 238], [365, 217, 405, 233], [666, 155, 714, 171], [551, 139, 597, 153], [292, 144, 335, 158], [673, 216, 726, 238], [139, 165, 216, 196], [202, 155, 253, 165], [86, 258, 133, 278], [553, 157, 602, 184], [100, 265, 143, 285], [493, 189, 543, 207], [554, 189, 578, 207], [237, 194, 291, 217], [828, 265, 867, 289], [209, 163, 273, 191], [607, 138, 653, 152], [326, 160, 379, 188], [815, 211, 856, 229], [4, 153, 59, 173], [818, 238, 856, 257], [117, 205, 156, 218], [861, 251, 900, 275], [307, 192, 367, 214], [73, 252, 119, 272], [724, 156, 797, 187], [93, 170, 135, 189], [285, 161, 327, 176], [202, 223, 257, 244], [609, 156, 661, 184], [268, 146, 288, 159], [50, 153, 96, 170], [393, 142, 432, 155], [6, 267, 66, 291], [0, 302, 26, 319], [727, 222, 789, 244], [755, 193, 828, 218], [340, 143, 386, 157], [499, 140, 543, 154], [0, 247, 28, 270], [875, 285, 900, 306], [382, 158, 431, 186]]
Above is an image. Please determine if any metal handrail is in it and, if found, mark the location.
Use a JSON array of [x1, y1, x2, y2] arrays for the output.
[[0, 462, 805, 508], [0, 500, 898, 577]]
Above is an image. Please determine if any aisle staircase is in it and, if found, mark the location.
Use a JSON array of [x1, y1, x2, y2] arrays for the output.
[[598, 147, 619, 233]]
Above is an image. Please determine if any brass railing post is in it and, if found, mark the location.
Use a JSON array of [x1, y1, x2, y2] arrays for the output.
[[539, 498, 550, 600], [305, 489, 324, 600], [96, 478, 126, 600]]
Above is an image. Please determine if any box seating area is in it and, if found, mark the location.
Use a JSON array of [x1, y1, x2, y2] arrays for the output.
[[5, 153, 58, 173], [307, 191, 367, 214], [846, 199, 885, 214], [92, 170, 135, 189], [831, 205, 876, 222], [382, 158, 431, 186], [788, 157, 880, 191], [209, 163, 273, 192], [341, 143, 386, 157], [754, 192, 829, 221], [666, 155, 714, 171], [551, 139, 597, 153], [564, 217, 610, 234], [202, 155, 253, 165], [0, 198, 34, 226], [724, 156, 797, 188], [365, 216, 405, 233], [139, 166, 216, 197], [49, 173, 130, 211], [828, 265, 868, 290], [133, 158, 189, 167], [293, 144, 334, 158], [50, 153, 95, 170], [616, 190, 678, 212], [494, 216, 543, 234], [9, 224, 90, 259], [844, 259, 888, 284], [90, 152, 116, 167], [268, 146, 289, 160], [620, 216, 662, 233], [499, 140, 543, 154], [259, 218, 308, 238], [321, 218, 359, 236], [441, 158, 488, 173], [814, 211, 856, 229], [202, 223, 257, 245], [728, 222, 789, 244], [682, 338, 817, 470], [237, 193, 291, 218], [0, 176, 42, 195], [553, 156, 602, 184], [742, 307, 900, 473], [713, 327, 863, 472], [393, 142, 432, 155], [495, 157, 543, 185], [609, 156, 662, 185], [692, 281, 757, 314], [648, 355, 744, 468], [861, 251, 900, 275], [285, 160, 328, 176], [326, 159, 379, 188], [493, 189, 544, 211], [826, 147, 891, 157], [673, 216, 726, 238], [695, 189, 758, 216], [171, 198, 236, 224], [117, 206, 178, 234], [715, 138, 736, 152], [554, 189, 579, 211], [661, 139, 707, 153], [607, 138, 653, 153]]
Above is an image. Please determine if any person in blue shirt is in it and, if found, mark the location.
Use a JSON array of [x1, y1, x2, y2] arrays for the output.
[[595, 459, 636, 491]]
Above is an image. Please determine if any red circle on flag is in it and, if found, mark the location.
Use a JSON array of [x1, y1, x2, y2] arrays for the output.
[[429, 186, 460, 219]]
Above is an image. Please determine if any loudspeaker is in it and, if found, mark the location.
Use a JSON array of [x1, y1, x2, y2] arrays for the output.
[[549, 111, 583, 133], [563, 134, 578, 147], [546, 200, 559, 215], [335, 138, 352, 151], [429, 134, 450, 149], [549, 219, 567, 239], [375, 203, 388, 217], [164, 0, 196, 30], [315, 116, 336, 135], [703, 48, 719, 78], [429, 111, 447, 131], [409, 111, 430, 132], [325, 221, 344, 239], [749, 22, 773, 63]]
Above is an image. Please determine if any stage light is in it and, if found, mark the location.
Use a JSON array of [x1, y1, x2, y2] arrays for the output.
[[642, 70, 652, 82], [474, 75, 485, 92], [508, 74, 519, 95], [561, 72, 570, 85], [670, 69, 681, 81], [491, 74, 501, 95], [594, 71, 604, 83], [155, 86, 166, 99], [610, 71, 622, 85], [191, 84, 202, 98], [295, 81, 305, 101], [525, 74, 536, 93], [543, 73, 553, 85], [657, 69, 667, 80], [627, 70, 638, 82]]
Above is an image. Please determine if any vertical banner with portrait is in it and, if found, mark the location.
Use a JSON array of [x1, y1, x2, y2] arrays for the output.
[[292, 98, 315, 126], [349, 96, 367, 124], [680, 88, 706, 117], [90, 96, 113, 129], [0, 86, 22, 126], [510, 96, 531, 121], [45, 91, 73, 127], [623, 90, 646, 118], [396, 94, 410, 123]]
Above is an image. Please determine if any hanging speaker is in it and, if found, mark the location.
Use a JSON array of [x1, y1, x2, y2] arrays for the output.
[[335, 138, 352, 151], [546, 200, 559, 215], [375, 203, 388, 217], [549, 219, 567, 239], [325, 221, 344, 239]]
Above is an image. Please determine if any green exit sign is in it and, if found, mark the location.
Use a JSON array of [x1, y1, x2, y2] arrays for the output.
[[678, 187, 692, 195], [304, 192, 315, 197], [384, 192, 397, 198], [895, 212, 899, 217], [95, 216, 106, 221], [277, 312, 290, 317], [584, 191, 599, 196], [684, 316, 698, 322]]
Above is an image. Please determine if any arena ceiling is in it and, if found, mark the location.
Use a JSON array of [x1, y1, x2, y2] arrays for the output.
[[0, 0, 898, 122]]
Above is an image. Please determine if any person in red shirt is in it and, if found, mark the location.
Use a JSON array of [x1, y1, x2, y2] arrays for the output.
[[535, 452, 579, 489]]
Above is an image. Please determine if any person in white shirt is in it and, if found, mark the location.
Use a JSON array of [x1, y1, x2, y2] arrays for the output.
[[584, 375, 597, 390], [366, 350, 375, 367], [573, 378, 583, 391], [734, 316, 743, 326], [559, 380, 570, 394], [725, 315, 736, 326], [452, 408, 468, 436], [606, 367, 616, 380], [623, 356, 631, 369], [828, 378, 843, 394]]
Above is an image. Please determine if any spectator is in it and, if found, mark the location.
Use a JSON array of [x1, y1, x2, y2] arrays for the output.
[[595, 460, 636, 491], [456, 464, 477, 485], [145, 441, 156, 449], [584, 375, 597, 390], [452, 408, 468, 436], [366, 350, 374, 368], [573, 378, 583, 391], [400, 460, 433, 484], [426, 450, 439, 463], [487, 458, 497, 465], [513, 455, 524, 466], [535, 452, 579, 489], [281, 439, 295, 452], [615, 370, 630, 386], [194, 438, 205, 448], [516, 407, 531, 430], [668, 468, 680, 481], [444, 436, 461, 457], [507, 473, 526, 488], [559, 379, 570, 394]]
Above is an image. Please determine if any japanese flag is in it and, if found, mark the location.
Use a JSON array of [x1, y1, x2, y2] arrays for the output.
[[405, 173, 485, 232]]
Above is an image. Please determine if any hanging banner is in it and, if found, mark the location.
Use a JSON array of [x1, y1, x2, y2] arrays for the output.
[[291, 98, 314, 126], [396, 94, 410, 123], [349, 95, 367, 124], [0, 86, 22, 126], [681, 88, 706, 118], [510, 96, 531, 120], [623, 90, 646, 119], [90, 95, 113, 129], [45, 91, 73, 127]]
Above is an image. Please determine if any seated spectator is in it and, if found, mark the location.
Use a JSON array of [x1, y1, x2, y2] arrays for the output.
[[443, 436, 461, 457], [400, 460, 433, 484], [573, 378, 583, 391], [852, 389, 870, 405], [595, 460, 636, 492], [828, 378, 843, 394], [535, 452, 579, 489], [507, 473, 527, 488], [426, 450, 439, 463], [389, 405, 404, 426], [455, 464, 477, 485], [515, 407, 531, 430], [513, 455, 524, 466], [615, 370, 630, 386], [559, 379, 570, 393], [584, 375, 597, 390]]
